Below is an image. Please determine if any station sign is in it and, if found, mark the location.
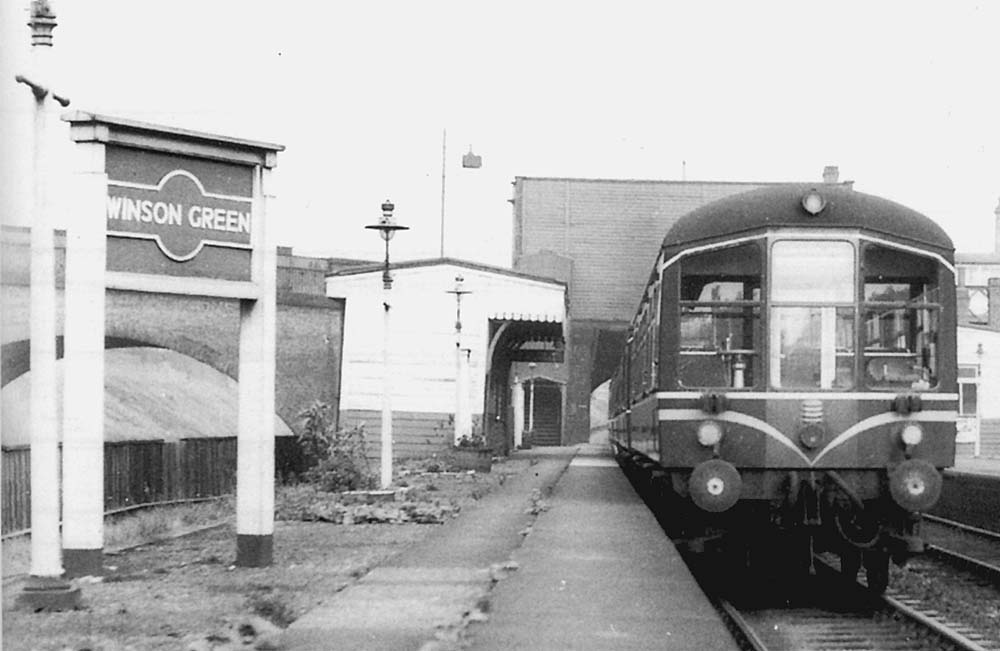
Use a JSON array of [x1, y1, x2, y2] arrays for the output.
[[107, 169, 251, 262], [104, 146, 255, 281]]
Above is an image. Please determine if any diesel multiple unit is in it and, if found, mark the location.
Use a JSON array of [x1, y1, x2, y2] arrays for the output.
[[609, 184, 957, 592]]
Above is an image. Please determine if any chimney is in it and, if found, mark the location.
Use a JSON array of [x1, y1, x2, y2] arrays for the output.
[[989, 278, 1000, 331], [822, 165, 839, 184]]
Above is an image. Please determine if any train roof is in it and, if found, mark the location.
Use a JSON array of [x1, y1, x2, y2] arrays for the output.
[[661, 184, 954, 254]]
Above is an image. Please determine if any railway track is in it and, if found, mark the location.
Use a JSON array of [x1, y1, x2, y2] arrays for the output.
[[718, 589, 998, 651], [709, 551, 1000, 651], [621, 457, 1000, 650], [700, 527, 1000, 650], [923, 514, 1000, 583]]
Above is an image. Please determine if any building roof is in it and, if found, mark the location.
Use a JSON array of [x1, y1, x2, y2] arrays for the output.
[[326, 256, 566, 287], [957, 252, 1000, 264], [513, 175, 853, 188]]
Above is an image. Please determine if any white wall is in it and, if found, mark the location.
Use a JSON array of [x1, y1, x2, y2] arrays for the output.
[[958, 326, 1000, 420], [327, 263, 564, 416]]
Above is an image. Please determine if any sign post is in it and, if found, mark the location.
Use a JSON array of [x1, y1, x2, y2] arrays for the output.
[[63, 112, 283, 568]]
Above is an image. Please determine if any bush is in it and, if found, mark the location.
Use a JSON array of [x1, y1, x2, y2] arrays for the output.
[[296, 401, 374, 492]]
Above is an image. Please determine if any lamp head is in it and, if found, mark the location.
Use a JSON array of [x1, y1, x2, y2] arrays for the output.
[[366, 198, 409, 241]]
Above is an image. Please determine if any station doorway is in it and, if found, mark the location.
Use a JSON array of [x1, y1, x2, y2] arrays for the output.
[[523, 377, 563, 446]]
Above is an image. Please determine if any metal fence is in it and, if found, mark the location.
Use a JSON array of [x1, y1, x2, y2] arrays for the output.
[[2, 437, 304, 536]]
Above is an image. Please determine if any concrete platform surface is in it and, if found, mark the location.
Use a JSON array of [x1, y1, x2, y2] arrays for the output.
[[465, 444, 739, 651], [951, 455, 1000, 477], [282, 444, 738, 650], [282, 449, 575, 651]]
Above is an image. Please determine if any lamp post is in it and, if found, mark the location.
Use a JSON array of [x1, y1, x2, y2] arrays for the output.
[[366, 201, 408, 489], [446, 275, 472, 444], [15, 0, 80, 611]]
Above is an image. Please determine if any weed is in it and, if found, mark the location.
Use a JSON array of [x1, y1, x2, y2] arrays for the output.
[[246, 589, 297, 628], [297, 401, 375, 492]]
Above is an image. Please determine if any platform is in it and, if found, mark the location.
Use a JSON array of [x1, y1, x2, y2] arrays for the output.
[[951, 455, 1000, 477], [282, 444, 738, 650], [466, 444, 739, 650]]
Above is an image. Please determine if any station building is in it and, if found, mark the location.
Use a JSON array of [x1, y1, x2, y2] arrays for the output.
[[326, 259, 565, 457]]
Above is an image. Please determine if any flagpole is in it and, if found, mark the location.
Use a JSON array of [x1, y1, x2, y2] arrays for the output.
[[439, 128, 446, 258]]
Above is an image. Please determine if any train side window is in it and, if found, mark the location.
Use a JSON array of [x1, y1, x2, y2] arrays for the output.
[[862, 244, 940, 390], [678, 243, 761, 389]]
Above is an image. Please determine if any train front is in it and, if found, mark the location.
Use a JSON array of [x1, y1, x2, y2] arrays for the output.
[[638, 184, 957, 590]]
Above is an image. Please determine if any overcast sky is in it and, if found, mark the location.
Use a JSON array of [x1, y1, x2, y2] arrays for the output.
[[2, 1, 997, 267]]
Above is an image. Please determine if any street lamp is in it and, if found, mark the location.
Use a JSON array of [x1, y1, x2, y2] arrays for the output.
[[446, 275, 472, 444], [365, 200, 408, 489]]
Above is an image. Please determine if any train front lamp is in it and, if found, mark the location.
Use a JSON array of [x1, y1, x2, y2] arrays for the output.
[[366, 200, 409, 489], [900, 422, 924, 447], [696, 420, 723, 447], [801, 189, 826, 215]]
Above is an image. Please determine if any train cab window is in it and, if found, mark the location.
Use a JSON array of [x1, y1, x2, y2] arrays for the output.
[[678, 243, 761, 389], [862, 245, 940, 389], [769, 241, 856, 389]]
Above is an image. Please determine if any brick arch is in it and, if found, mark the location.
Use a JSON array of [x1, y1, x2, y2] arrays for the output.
[[3, 229, 345, 442], [1, 340, 298, 438], [105, 290, 240, 381], [0, 335, 228, 388]]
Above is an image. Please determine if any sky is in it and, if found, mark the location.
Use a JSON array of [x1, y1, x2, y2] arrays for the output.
[[1, 1, 998, 267]]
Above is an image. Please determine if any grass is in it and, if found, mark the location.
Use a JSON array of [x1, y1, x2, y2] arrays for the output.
[[2, 498, 234, 579], [1, 458, 526, 651]]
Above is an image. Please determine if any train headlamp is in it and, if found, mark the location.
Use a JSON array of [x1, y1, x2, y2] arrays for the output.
[[900, 423, 924, 446], [801, 189, 826, 215], [889, 459, 942, 512], [697, 420, 724, 447]]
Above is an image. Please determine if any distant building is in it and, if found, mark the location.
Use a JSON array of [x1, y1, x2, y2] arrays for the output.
[[955, 198, 1000, 458]]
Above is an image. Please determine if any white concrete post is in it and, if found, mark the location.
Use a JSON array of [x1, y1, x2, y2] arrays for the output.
[[454, 333, 463, 445], [61, 141, 107, 577], [16, 0, 81, 609], [457, 347, 472, 440], [26, 30, 62, 583], [528, 378, 536, 435], [512, 377, 524, 449], [380, 285, 393, 488], [235, 164, 277, 567]]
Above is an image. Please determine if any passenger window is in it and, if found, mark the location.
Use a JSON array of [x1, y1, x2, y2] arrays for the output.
[[678, 243, 761, 389], [862, 244, 940, 389]]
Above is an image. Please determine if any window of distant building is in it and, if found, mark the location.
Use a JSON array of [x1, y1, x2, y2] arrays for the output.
[[968, 287, 989, 323], [958, 364, 979, 417]]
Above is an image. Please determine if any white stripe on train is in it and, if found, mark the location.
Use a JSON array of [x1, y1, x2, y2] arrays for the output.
[[655, 391, 959, 402], [656, 408, 958, 468]]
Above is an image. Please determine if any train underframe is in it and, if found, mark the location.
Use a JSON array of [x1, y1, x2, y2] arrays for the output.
[[615, 446, 929, 593]]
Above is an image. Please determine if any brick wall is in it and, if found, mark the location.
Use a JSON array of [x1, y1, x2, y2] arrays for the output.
[[1, 226, 344, 437], [511, 178, 775, 441], [512, 178, 772, 322]]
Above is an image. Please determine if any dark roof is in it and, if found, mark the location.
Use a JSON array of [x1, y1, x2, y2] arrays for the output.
[[956, 252, 1000, 264], [326, 256, 566, 286], [662, 184, 953, 253]]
